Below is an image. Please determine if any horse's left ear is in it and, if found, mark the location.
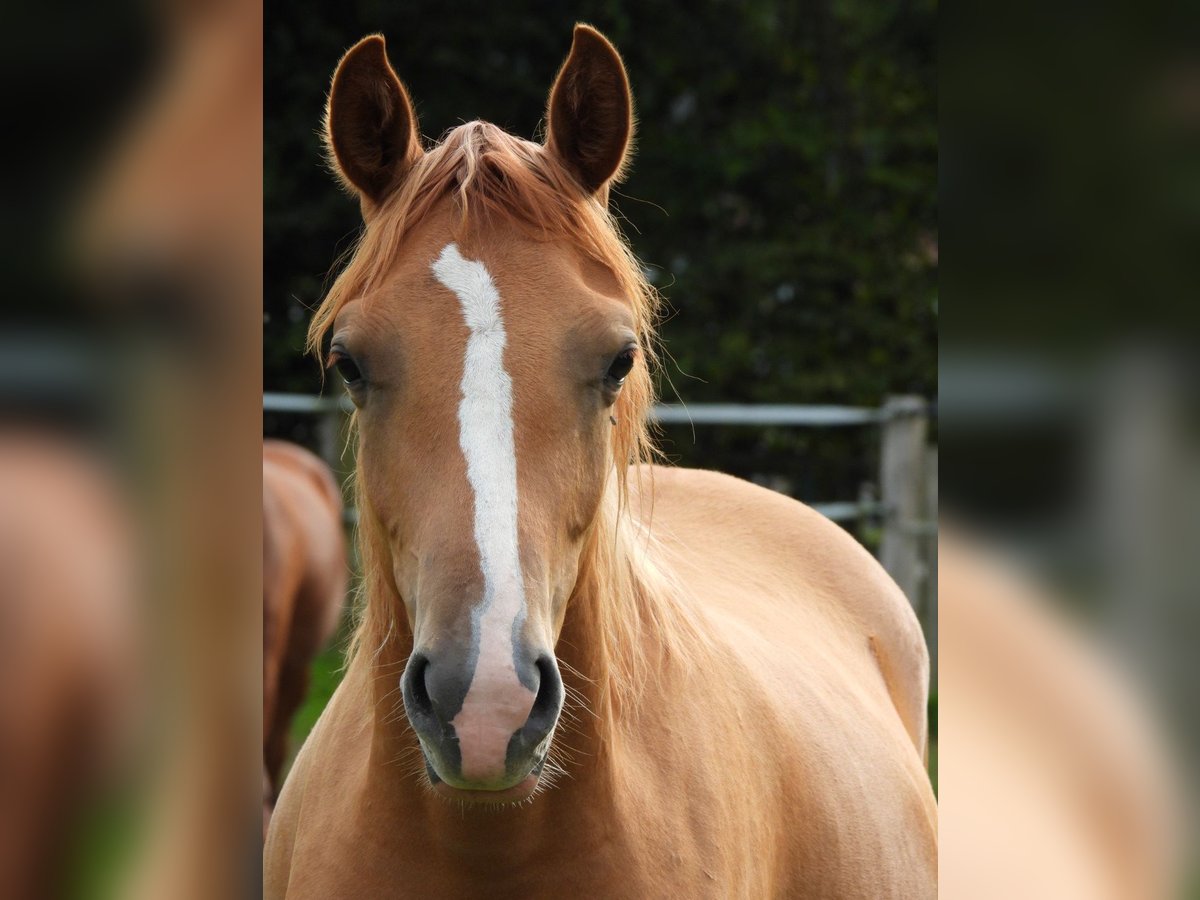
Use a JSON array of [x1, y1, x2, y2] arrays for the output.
[[545, 24, 633, 197]]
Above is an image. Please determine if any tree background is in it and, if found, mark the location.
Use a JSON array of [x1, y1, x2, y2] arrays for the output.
[[265, 0, 937, 514]]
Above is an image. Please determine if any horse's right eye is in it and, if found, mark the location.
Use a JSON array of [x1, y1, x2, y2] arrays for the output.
[[329, 351, 363, 387]]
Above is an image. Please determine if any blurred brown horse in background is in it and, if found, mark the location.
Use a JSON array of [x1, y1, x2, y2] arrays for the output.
[[262, 440, 348, 836]]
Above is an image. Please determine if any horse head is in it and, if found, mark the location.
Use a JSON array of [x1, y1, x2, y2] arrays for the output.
[[313, 25, 655, 801]]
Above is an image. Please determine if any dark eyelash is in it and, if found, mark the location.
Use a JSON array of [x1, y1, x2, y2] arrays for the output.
[[328, 350, 364, 386], [605, 346, 637, 387]]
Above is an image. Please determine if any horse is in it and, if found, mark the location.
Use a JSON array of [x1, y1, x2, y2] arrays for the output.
[[265, 25, 937, 898], [262, 440, 349, 837]]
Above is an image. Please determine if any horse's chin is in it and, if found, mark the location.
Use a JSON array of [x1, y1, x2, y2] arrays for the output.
[[424, 755, 545, 805], [430, 773, 541, 805]]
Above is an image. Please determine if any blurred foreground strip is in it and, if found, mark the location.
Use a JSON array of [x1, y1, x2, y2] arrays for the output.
[[0, 427, 139, 898], [0, 339, 259, 900], [2, 0, 262, 890], [939, 526, 1188, 899]]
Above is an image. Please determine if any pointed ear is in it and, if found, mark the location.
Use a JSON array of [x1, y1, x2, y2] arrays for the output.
[[545, 24, 633, 196], [324, 35, 422, 206]]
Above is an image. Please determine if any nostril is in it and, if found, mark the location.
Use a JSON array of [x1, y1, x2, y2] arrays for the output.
[[404, 653, 434, 719], [528, 655, 564, 731]]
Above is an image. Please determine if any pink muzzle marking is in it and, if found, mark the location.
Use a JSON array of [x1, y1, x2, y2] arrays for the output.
[[451, 661, 537, 782]]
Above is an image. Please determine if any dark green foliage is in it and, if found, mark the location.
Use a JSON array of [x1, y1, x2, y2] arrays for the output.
[[265, 0, 936, 504]]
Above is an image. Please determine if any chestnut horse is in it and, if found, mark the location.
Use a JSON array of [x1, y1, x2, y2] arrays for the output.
[[265, 25, 936, 897], [263, 440, 348, 835]]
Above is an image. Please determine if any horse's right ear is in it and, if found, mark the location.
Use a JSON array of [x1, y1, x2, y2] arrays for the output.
[[324, 35, 422, 208]]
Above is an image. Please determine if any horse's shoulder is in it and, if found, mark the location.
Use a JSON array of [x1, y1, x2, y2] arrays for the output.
[[264, 733, 304, 896], [641, 464, 930, 755], [265, 667, 373, 896]]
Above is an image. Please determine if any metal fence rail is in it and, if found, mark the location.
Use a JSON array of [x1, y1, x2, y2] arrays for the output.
[[263, 393, 887, 427], [262, 393, 894, 522]]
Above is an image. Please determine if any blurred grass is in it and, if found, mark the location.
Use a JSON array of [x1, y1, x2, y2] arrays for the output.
[[286, 530, 358, 771], [928, 691, 938, 796], [928, 739, 938, 795], [67, 783, 145, 900]]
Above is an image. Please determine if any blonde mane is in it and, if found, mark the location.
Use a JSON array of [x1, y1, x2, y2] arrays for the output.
[[307, 120, 707, 724]]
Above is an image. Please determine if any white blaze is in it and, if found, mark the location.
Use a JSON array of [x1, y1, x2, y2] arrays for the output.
[[431, 243, 534, 782]]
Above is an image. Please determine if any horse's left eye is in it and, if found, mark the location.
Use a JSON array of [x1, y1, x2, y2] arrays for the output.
[[605, 347, 637, 388]]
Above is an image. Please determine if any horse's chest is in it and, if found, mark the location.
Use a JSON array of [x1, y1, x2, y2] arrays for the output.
[[287, 818, 727, 900]]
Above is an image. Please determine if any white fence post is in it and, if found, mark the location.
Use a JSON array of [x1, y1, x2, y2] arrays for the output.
[[879, 396, 929, 608], [314, 408, 341, 471]]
